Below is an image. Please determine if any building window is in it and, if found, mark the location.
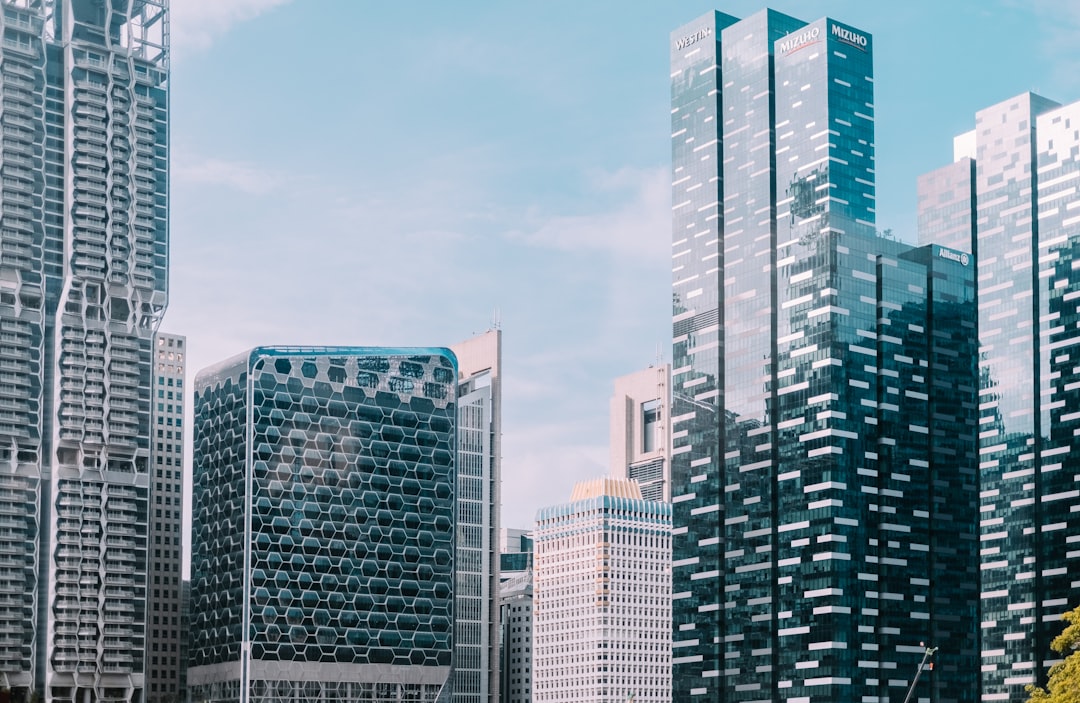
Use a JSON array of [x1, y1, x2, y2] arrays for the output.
[[642, 399, 661, 453]]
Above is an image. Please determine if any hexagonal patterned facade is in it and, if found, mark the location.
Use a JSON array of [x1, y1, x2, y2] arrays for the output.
[[188, 347, 457, 703]]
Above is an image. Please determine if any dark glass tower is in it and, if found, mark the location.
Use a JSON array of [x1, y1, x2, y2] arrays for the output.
[[146, 332, 186, 703], [670, 10, 979, 702], [919, 93, 1080, 702]]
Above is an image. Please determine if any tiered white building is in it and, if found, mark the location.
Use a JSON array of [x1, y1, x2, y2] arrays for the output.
[[0, 2, 169, 702], [533, 478, 671, 703]]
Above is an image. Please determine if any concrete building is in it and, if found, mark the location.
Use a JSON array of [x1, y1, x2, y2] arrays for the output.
[[146, 332, 186, 702], [498, 569, 532, 703], [533, 478, 671, 703], [499, 527, 531, 555], [609, 364, 671, 501], [188, 347, 457, 703], [499, 528, 533, 580], [0, 2, 169, 701], [919, 92, 1080, 702], [669, 10, 979, 702], [450, 330, 501, 703]]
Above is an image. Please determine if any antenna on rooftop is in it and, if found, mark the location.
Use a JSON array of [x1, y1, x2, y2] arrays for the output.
[[492, 306, 501, 331]]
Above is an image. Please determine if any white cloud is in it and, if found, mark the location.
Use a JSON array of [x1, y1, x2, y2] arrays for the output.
[[170, 0, 292, 55], [172, 155, 285, 195], [508, 166, 671, 261]]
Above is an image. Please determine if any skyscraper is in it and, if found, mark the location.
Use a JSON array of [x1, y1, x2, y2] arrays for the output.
[[146, 332, 185, 703], [533, 478, 671, 703], [919, 92, 1080, 702], [498, 528, 534, 703], [450, 330, 501, 703], [670, 10, 979, 702], [610, 364, 671, 502], [188, 347, 457, 703], [0, 2, 169, 701]]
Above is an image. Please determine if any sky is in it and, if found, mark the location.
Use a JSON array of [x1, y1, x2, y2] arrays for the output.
[[167, 0, 1080, 575]]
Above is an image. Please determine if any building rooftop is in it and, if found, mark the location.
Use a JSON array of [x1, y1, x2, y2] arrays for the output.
[[569, 476, 642, 502]]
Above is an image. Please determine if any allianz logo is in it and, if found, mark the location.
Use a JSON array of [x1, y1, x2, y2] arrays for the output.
[[779, 27, 819, 54], [938, 248, 970, 266], [675, 26, 712, 51]]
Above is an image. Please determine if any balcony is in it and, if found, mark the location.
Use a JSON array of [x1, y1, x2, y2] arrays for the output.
[[73, 84, 106, 102], [1, 140, 34, 159], [73, 99, 106, 118], [0, 113, 33, 132], [75, 140, 106, 157], [104, 573, 134, 585], [55, 533, 80, 547]]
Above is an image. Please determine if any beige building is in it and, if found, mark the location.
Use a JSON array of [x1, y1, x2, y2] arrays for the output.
[[533, 478, 671, 703], [609, 365, 671, 501]]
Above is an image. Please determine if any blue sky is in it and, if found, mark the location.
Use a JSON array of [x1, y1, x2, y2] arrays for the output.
[[169, 1, 1080, 573]]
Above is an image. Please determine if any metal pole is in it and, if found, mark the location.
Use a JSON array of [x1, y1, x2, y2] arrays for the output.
[[902, 645, 938, 703]]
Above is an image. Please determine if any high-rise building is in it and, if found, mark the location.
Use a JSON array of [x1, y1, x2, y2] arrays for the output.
[[919, 92, 1080, 702], [533, 478, 671, 703], [146, 332, 185, 702], [498, 527, 534, 703], [670, 10, 980, 702], [0, 2, 169, 701], [188, 347, 457, 703], [498, 569, 532, 703], [450, 330, 501, 703], [179, 579, 190, 701], [610, 364, 671, 501]]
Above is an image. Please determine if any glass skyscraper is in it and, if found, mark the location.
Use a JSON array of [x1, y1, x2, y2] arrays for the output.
[[670, 10, 979, 702], [188, 347, 457, 703], [0, 2, 169, 701], [919, 92, 1080, 702]]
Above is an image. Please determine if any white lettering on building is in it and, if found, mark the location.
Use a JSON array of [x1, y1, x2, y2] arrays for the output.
[[831, 24, 868, 51], [675, 26, 712, 51], [779, 27, 820, 55], [938, 247, 970, 266]]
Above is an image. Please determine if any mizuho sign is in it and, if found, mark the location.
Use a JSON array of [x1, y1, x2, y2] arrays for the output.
[[831, 24, 868, 51], [778, 27, 819, 55]]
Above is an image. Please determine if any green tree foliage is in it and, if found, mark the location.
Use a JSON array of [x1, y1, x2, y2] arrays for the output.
[[1027, 606, 1080, 703]]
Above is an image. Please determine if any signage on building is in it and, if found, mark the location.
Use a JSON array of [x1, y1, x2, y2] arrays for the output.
[[937, 246, 970, 266], [831, 24, 868, 51], [779, 27, 820, 56], [675, 26, 712, 51]]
